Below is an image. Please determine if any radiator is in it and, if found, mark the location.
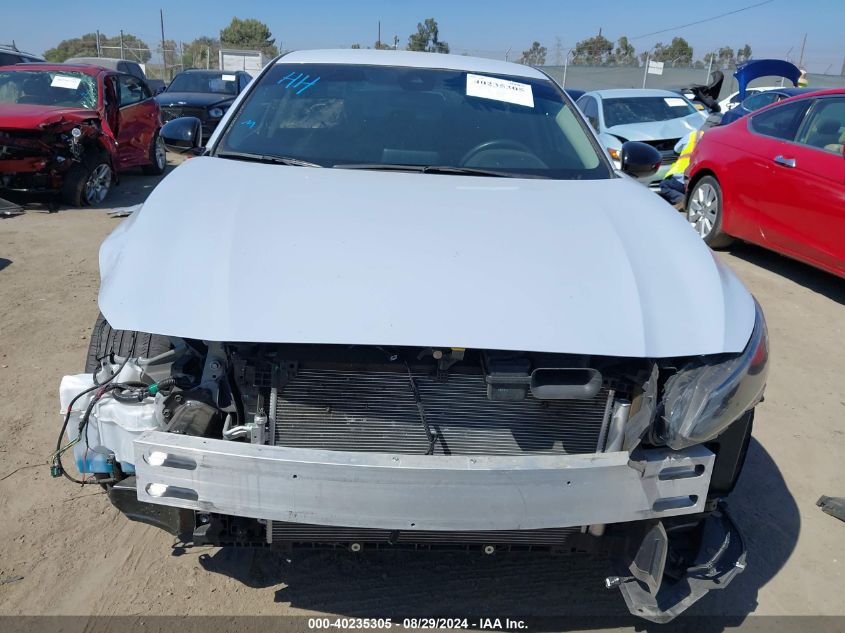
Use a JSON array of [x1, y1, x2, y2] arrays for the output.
[[273, 369, 613, 456]]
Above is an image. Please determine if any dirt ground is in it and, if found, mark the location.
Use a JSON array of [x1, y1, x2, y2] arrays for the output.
[[0, 157, 843, 627]]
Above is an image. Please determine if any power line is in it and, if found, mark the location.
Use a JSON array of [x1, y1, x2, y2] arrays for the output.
[[630, 0, 775, 40]]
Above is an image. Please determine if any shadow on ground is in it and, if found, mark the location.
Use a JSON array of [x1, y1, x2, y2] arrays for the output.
[[0, 159, 179, 214], [195, 439, 797, 631], [0, 258, 10, 273], [727, 242, 845, 305]]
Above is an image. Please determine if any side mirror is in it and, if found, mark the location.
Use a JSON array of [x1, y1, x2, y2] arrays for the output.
[[620, 141, 662, 179], [160, 117, 204, 155]]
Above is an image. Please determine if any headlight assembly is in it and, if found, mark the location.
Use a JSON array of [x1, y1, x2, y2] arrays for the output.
[[208, 107, 225, 119], [658, 300, 768, 450]]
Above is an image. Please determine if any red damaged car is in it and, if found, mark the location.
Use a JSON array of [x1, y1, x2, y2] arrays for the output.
[[686, 88, 845, 278], [0, 63, 165, 207]]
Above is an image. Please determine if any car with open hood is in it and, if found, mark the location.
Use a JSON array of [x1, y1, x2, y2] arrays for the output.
[[54, 50, 768, 623], [0, 63, 165, 206], [154, 69, 252, 142], [575, 88, 706, 188]]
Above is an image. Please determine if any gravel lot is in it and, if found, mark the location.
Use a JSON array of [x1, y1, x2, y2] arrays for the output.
[[0, 156, 843, 625]]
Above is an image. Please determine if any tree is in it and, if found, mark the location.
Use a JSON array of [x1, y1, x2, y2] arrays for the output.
[[571, 34, 613, 65], [407, 18, 449, 53], [44, 32, 151, 62], [374, 40, 391, 50], [350, 43, 361, 49], [158, 39, 179, 69], [651, 37, 693, 66], [612, 36, 636, 66], [519, 41, 547, 66], [182, 36, 220, 69], [220, 17, 278, 56], [736, 44, 753, 64], [717, 46, 736, 69]]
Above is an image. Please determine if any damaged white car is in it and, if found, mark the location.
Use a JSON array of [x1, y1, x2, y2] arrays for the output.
[[55, 50, 768, 622]]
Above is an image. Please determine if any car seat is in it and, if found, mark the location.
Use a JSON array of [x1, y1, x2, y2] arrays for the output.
[[17, 74, 51, 104], [805, 118, 841, 149]]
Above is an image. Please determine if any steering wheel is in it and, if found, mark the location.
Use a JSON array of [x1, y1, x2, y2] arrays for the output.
[[460, 139, 536, 166]]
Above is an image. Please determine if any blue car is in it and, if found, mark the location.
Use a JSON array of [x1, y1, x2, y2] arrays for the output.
[[719, 59, 811, 125], [720, 87, 813, 125]]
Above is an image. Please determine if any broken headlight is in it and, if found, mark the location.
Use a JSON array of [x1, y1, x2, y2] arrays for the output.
[[658, 300, 768, 450]]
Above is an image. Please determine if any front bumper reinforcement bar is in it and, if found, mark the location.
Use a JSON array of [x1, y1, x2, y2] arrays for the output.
[[134, 431, 714, 531]]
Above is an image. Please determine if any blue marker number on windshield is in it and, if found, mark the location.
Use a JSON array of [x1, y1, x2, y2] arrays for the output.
[[277, 71, 321, 94]]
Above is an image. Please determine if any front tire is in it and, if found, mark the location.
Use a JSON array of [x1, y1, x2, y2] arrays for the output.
[[686, 175, 733, 248], [85, 313, 171, 373], [142, 132, 167, 175], [62, 155, 112, 207]]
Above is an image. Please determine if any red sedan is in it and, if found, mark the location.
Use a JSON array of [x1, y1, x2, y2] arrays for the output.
[[686, 88, 845, 277], [0, 63, 164, 206]]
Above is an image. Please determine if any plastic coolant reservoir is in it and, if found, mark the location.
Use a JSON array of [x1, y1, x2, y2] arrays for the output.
[[59, 374, 160, 474]]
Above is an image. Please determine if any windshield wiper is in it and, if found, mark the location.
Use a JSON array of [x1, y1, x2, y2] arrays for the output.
[[217, 151, 322, 167], [334, 163, 534, 178]]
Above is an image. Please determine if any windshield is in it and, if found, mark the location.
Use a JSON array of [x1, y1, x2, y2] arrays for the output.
[[602, 96, 697, 128], [168, 72, 239, 95], [0, 70, 98, 109], [217, 63, 610, 180]]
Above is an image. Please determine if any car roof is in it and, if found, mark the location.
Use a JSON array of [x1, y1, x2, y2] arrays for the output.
[[0, 62, 105, 76], [177, 69, 243, 74], [64, 57, 135, 69], [774, 87, 815, 96], [742, 87, 845, 119], [585, 88, 687, 99], [278, 49, 548, 80]]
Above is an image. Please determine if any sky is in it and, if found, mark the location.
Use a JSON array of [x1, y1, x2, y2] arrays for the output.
[[2, 0, 843, 73]]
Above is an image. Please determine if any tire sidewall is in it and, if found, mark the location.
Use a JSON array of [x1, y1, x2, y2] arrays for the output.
[[143, 131, 166, 175], [688, 175, 730, 247], [62, 153, 112, 207]]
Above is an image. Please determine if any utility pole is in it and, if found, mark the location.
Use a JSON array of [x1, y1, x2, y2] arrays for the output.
[[119, 30, 125, 59], [562, 49, 572, 87], [393, 35, 399, 50], [207, 46, 210, 69], [160, 9, 167, 80], [798, 32, 807, 68], [642, 51, 650, 88], [505, 47, 511, 62], [554, 36, 563, 66], [595, 27, 602, 65], [96, 30, 101, 57], [841, 56, 845, 77], [705, 51, 713, 81], [377, 21, 381, 48]]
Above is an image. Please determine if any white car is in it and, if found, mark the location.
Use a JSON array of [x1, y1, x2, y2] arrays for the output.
[[718, 86, 781, 112], [575, 89, 706, 187], [54, 49, 768, 622]]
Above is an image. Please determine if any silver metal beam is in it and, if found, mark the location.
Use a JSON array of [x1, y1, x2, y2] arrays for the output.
[[134, 431, 714, 532]]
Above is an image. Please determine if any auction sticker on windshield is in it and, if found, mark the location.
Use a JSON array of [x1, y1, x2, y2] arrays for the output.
[[51, 75, 81, 90], [664, 97, 688, 107], [466, 73, 534, 108], [222, 74, 236, 81]]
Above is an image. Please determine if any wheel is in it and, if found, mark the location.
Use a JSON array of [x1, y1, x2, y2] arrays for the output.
[[142, 132, 167, 175], [62, 155, 112, 207], [85, 312, 171, 373], [686, 175, 734, 248]]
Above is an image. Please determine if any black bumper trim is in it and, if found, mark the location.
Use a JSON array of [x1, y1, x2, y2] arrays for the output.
[[616, 503, 746, 623]]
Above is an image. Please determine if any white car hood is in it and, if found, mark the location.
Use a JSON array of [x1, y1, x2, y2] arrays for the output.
[[99, 157, 754, 358]]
